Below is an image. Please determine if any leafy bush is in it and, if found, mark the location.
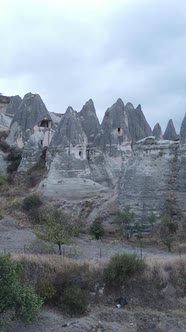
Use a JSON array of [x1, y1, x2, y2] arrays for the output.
[[22, 193, 42, 211], [37, 277, 56, 302], [15, 284, 43, 322], [62, 286, 88, 315], [0, 176, 7, 186], [89, 218, 104, 240], [0, 254, 42, 324], [0, 254, 21, 313], [104, 253, 146, 288]]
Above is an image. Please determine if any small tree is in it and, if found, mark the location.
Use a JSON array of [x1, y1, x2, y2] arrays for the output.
[[115, 207, 135, 238], [89, 218, 104, 240], [162, 238, 174, 252], [135, 232, 143, 259], [147, 212, 156, 235], [35, 210, 79, 255]]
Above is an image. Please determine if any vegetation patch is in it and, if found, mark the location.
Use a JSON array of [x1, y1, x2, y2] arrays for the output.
[[22, 193, 42, 211], [62, 286, 88, 315], [0, 254, 42, 326], [89, 218, 105, 240], [104, 253, 146, 288]]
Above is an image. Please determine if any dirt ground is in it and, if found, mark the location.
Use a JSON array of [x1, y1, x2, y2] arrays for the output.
[[0, 214, 180, 259], [1, 214, 186, 332], [6, 305, 186, 332]]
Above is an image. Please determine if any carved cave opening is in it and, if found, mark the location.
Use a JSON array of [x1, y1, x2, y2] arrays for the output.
[[40, 119, 49, 128]]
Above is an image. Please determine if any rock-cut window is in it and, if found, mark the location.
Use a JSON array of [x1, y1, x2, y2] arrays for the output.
[[40, 119, 49, 128], [118, 128, 121, 133]]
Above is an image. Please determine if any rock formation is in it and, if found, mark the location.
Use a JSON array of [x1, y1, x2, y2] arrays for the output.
[[126, 103, 152, 141], [2, 91, 186, 220], [79, 99, 100, 143], [152, 123, 163, 140], [164, 119, 177, 140], [5, 95, 22, 117], [180, 113, 186, 144], [94, 98, 131, 148], [11, 93, 51, 131]]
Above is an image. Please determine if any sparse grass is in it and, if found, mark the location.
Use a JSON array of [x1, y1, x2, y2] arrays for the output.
[[12, 254, 186, 313]]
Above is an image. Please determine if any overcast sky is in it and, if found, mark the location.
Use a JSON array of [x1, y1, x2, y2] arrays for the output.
[[0, 0, 186, 132]]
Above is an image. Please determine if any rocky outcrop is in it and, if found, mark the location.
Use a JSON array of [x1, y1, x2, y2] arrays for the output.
[[164, 119, 177, 140], [5, 95, 22, 117], [118, 139, 180, 218], [79, 99, 100, 143], [126, 104, 152, 141], [7, 93, 53, 149], [94, 99, 131, 148], [50, 106, 87, 148], [180, 113, 186, 145], [11, 93, 51, 131], [3, 90, 186, 220], [0, 113, 11, 129], [0, 95, 11, 116], [152, 123, 163, 140]]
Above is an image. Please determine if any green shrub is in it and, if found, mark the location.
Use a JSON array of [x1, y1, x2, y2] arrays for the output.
[[89, 218, 104, 240], [37, 277, 56, 302], [0, 254, 21, 313], [22, 193, 42, 211], [0, 254, 43, 324], [104, 253, 146, 288], [0, 176, 7, 186], [15, 284, 43, 322], [62, 286, 88, 315]]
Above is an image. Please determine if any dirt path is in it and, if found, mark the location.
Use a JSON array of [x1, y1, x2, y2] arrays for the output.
[[6, 306, 186, 332], [0, 215, 182, 260]]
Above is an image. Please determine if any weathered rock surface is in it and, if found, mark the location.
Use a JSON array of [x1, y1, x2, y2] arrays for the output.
[[0, 95, 11, 114], [11, 92, 51, 131], [79, 99, 100, 143], [94, 99, 131, 148], [5, 95, 22, 117], [50, 106, 87, 148], [2, 91, 186, 220], [152, 123, 163, 140], [118, 138, 181, 218], [180, 113, 186, 144], [126, 103, 152, 141], [164, 119, 177, 140], [0, 113, 11, 129]]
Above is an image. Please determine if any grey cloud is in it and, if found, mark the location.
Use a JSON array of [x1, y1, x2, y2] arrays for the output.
[[0, 0, 186, 132]]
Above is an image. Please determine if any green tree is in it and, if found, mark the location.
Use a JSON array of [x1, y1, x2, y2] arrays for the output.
[[115, 207, 135, 238], [147, 212, 156, 235], [0, 254, 42, 324], [35, 210, 79, 255], [162, 238, 174, 252], [89, 218, 104, 240]]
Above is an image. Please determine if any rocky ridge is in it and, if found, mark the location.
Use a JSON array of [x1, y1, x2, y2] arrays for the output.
[[1, 92, 186, 222]]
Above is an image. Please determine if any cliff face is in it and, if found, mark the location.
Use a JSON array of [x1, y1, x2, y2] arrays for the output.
[[118, 138, 182, 218], [2, 91, 186, 219]]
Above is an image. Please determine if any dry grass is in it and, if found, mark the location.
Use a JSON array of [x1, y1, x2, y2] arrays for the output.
[[12, 253, 186, 311]]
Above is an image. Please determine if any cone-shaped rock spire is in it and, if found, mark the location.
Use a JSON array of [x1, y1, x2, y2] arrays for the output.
[[163, 119, 177, 140], [152, 123, 163, 140], [79, 99, 100, 142]]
